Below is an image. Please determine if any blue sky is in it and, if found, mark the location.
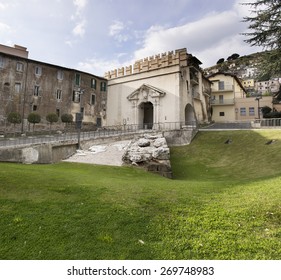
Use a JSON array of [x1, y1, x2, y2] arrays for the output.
[[0, 0, 263, 76]]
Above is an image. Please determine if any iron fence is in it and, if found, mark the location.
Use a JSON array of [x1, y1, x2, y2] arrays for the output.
[[0, 121, 198, 147]]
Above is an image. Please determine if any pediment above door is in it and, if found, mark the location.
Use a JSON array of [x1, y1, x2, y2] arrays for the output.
[[127, 84, 166, 101]]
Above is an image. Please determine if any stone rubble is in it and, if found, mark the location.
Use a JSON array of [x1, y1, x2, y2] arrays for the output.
[[122, 133, 173, 178]]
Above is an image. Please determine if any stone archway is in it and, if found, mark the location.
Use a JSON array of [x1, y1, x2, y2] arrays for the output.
[[139, 101, 153, 129], [185, 103, 196, 126], [128, 84, 166, 128]]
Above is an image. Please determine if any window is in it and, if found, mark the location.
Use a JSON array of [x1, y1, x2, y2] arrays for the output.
[[91, 78, 96, 89], [249, 107, 255, 116], [16, 62, 24, 72], [75, 73, 81, 86], [35, 66, 42, 76], [218, 81, 224, 90], [219, 95, 224, 104], [57, 70, 64, 80], [219, 112, 225, 116], [0, 56, 4, 68], [72, 90, 81, 103], [100, 81, 107, 91], [240, 107, 246, 116], [34, 85, 40, 96], [91, 94, 96, 105], [15, 83, 21, 93], [56, 89, 62, 101]]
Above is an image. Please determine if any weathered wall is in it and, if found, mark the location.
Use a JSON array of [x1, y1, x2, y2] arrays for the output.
[[0, 50, 107, 132], [0, 142, 77, 164], [0, 128, 197, 164]]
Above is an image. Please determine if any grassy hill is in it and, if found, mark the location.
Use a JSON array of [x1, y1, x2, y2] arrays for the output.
[[0, 130, 281, 259]]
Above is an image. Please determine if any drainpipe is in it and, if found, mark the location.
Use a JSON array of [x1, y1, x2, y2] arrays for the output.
[[21, 59, 29, 134]]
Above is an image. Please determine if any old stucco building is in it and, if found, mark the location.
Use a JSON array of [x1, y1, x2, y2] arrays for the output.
[[0, 44, 107, 132], [1, 45, 211, 134], [105, 48, 211, 129], [209, 72, 273, 122]]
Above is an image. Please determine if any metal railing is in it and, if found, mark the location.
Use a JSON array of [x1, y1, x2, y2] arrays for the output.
[[259, 118, 281, 127], [210, 99, 234, 105], [0, 121, 198, 147]]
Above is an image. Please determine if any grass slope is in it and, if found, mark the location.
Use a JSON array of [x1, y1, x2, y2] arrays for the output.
[[0, 130, 281, 259]]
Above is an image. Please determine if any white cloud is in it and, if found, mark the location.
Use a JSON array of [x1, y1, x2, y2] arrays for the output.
[[131, 0, 263, 67], [109, 20, 131, 43], [73, 0, 87, 15], [109, 20, 124, 36], [78, 57, 121, 76], [0, 22, 11, 33], [72, 20, 86, 37], [0, 3, 8, 10]]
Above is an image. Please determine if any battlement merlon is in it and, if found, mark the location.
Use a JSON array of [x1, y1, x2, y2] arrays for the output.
[[104, 48, 201, 79]]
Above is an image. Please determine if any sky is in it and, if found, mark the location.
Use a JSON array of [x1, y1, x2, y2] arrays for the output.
[[0, 0, 263, 76]]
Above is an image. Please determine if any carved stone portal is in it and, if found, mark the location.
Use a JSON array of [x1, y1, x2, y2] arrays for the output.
[[127, 84, 166, 126]]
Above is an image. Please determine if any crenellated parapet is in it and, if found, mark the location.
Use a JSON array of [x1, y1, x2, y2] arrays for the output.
[[105, 48, 189, 79]]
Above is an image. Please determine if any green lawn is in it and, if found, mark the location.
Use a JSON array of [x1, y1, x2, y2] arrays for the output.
[[0, 130, 281, 260]]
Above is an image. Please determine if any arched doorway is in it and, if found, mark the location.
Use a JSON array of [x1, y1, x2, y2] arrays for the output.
[[185, 104, 196, 126], [139, 102, 153, 129]]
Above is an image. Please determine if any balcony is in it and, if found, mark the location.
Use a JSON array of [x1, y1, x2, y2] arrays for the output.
[[212, 85, 234, 92], [192, 91, 201, 99], [210, 99, 234, 105]]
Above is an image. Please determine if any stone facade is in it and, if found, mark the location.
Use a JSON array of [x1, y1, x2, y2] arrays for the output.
[[0, 45, 107, 133], [105, 48, 211, 129]]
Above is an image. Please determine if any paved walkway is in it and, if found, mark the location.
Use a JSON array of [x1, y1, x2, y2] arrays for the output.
[[63, 140, 130, 166]]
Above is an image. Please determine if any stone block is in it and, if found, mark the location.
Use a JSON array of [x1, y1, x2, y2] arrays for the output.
[[137, 138, 150, 147], [152, 147, 170, 160], [153, 138, 166, 148]]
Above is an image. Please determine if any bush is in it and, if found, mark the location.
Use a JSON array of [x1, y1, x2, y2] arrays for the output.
[[46, 113, 59, 130], [28, 113, 41, 131], [7, 112, 22, 135], [61, 113, 73, 124], [7, 112, 22, 125], [263, 111, 281, 118], [261, 106, 272, 116]]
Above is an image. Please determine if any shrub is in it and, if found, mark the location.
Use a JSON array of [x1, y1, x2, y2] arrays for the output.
[[7, 112, 22, 126], [7, 112, 22, 135], [28, 113, 41, 131], [263, 111, 281, 118], [46, 113, 59, 130], [261, 106, 272, 116], [61, 113, 73, 124]]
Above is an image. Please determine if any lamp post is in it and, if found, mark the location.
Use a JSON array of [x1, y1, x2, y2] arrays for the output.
[[75, 88, 84, 150], [255, 96, 262, 119]]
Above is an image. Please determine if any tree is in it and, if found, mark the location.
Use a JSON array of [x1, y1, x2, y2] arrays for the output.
[[7, 112, 22, 135], [28, 113, 41, 131], [230, 53, 240, 60], [261, 106, 272, 116], [227, 53, 240, 61], [61, 113, 73, 130], [46, 113, 59, 131], [216, 58, 225, 64], [61, 113, 73, 124], [243, 0, 281, 77]]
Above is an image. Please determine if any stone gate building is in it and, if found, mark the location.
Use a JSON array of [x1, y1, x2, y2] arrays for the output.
[[105, 48, 211, 129]]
